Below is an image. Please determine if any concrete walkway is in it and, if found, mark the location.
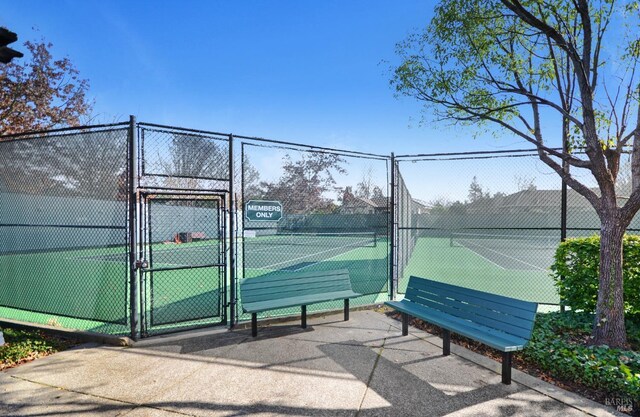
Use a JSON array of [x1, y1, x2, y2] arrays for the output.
[[0, 310, 625, 416]]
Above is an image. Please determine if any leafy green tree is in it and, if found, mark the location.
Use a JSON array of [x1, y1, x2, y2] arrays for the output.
[[392, 0, 640, 347]]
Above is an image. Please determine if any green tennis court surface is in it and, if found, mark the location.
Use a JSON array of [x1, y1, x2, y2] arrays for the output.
[[242, 232, 378, 271], [237, 232, 389, 321], [240, 232, 389, 297], [0, 244, 129, 333], [0, 233, 390, 334], [0, 231, 558, 336], [399, 236, 559, 305]]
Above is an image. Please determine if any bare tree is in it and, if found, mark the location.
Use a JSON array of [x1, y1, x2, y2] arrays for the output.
[[392, 0, 640, 347], [0, 39, 91, 135]]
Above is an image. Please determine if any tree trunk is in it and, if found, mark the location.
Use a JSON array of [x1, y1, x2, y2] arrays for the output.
[[592, 212, 627, 348]]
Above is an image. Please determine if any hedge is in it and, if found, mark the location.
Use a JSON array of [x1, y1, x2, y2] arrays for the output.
[[551, 234, 640, 314]]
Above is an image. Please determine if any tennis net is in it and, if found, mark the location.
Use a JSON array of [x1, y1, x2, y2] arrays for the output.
[[243, 230, 377, 248], [450, 231, 559, 251]]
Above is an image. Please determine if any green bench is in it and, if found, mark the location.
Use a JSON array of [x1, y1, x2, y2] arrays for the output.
[[385, 276, 537, 384], [240, 269, 362, 337]]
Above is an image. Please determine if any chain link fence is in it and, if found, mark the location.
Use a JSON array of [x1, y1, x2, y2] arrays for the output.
[[138, 124, 230, 191], [0, 124, 131, 335], [135, 124, 231, 336], [6, 120, 636, 337], [393, 162, 419, 296], [395, 151, 564, 305], [238, 140, 390, 322]]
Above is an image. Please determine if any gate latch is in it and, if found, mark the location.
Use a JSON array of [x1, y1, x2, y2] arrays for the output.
[[135, 259, 149, 270]]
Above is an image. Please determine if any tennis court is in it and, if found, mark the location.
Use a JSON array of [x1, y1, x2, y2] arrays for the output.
[[0, 231, 389, 333], [449, 232, 558, 272], [399, 235, 560, 305], [0, 244, 129, 331], [1, 121, 573, 340], [242, 231, 378, 272], [238, 231, 390, 319]]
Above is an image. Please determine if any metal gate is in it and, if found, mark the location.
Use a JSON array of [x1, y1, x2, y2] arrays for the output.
[[139, 192, 227, 335]]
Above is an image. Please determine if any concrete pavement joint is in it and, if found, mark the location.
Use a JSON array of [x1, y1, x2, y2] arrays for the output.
[[9, 374, 140, 407], [355, 324, 390, 417], [117, 405, 197, 417], [9, 374, 200, 417]]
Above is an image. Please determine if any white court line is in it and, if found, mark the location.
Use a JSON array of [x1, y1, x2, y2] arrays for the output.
[[460, 240, 547, 271], [289, 244, 365, 272], [257, 241, 367, 270], [457, 242, 506, 270]]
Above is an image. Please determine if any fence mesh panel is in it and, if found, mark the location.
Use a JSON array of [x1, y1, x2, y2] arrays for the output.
[[136, 124, 230, 336], [141, 196, 224, 335], [138, 125, 230, 190], [394, 163, 419, 295], [395, 151, 562, 305], [0, 127, 130, 334], [238, 142, 390, 321], [7, 120, 640, 336]]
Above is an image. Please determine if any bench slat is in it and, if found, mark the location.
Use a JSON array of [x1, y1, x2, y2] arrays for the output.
[[244, 282, 354, 303], [386, 300, 528, 351], [408, 277, 537, 314], [408, 286, 535, 330], [386, 300, 528, 349], [243, 290, 361, 313], [415, 277, 537, 311], [242, 274, 351, 290], [241, 269, 360, 337], [406, 281, 536, 340], [407, 277, 537, 320], [241, 273, 353, 304], [408, 291, 536, 340], [240, 269, 360, 314], [388, 276, 537, 351]]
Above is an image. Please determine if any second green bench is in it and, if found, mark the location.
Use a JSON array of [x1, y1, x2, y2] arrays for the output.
[[385, 276, 537, 384], [240, 269, 362, 337]]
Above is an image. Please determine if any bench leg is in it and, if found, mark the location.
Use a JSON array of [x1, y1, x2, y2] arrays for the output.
[[502, 352, 512, 384], [401, 312, 408, 336], [251, 313, 257, 337], [442, 329, 451, 356], [344, 299, 349, 321], [301, 305, 307, 329]]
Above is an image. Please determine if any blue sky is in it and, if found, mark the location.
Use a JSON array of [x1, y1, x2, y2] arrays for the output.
[[3, 1, 570, 202], [1, 0, 539, 158]]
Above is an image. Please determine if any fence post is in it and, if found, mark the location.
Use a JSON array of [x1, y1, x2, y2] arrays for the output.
[[128, 115, 139, 340], [228, 134, 236, 327], [389, 153, 396, 300], [560, 135, 569, 313]]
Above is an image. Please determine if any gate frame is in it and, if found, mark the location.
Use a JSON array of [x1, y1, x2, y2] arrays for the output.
[[136, 190, 229, 337]]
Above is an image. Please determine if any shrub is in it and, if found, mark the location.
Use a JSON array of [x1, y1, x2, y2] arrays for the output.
[[551, 234, 640, 314], [523, 312, 640, 409], [0, 328, 76, 370]]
